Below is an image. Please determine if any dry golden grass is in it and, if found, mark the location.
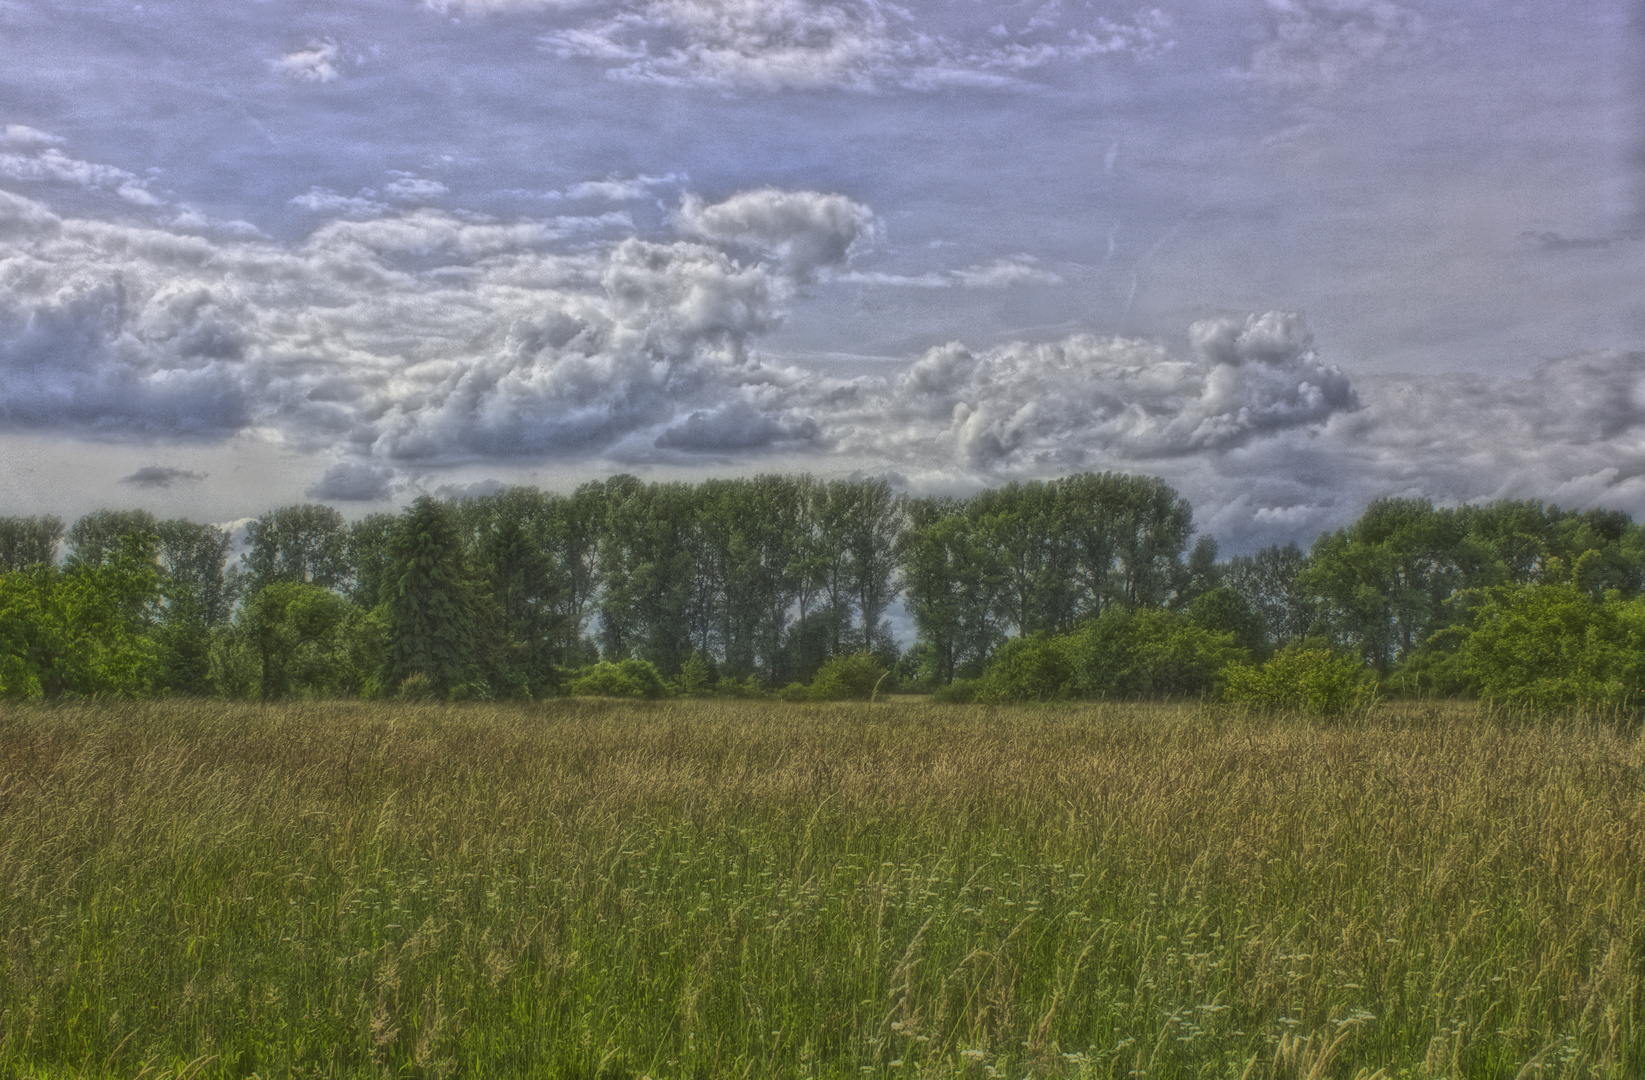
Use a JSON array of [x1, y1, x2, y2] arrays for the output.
[[0, 698, 1639, 1078]]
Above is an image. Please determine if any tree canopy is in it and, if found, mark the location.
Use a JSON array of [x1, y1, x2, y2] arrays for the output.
[[5, 473, 1645, 712]]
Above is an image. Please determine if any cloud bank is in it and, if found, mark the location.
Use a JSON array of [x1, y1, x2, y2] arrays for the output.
[[2, 177, 1644, 547]]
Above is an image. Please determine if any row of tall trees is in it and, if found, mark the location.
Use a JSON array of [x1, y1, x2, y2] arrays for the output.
[[5, 475, 1645, 701], [0, 476, 912, 699], [899, 474, 1204, 684]]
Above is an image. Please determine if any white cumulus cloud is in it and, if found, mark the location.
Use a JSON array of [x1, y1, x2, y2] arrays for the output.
[[289, 187, 392, 216], [272, 41, 342, 83], [0, 186, 861, 470], [543, 173, 684, 201], [535, 0, 1173, 93], [823, 312, 1357, 469], [383, 176, 451, 202], [676, 187, 877, 279], [0, 143, 162, 205], [1, 125, 66, 150]]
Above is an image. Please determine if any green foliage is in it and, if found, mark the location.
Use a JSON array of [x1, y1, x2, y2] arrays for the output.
[[66, 509, 157, 568], [598, 476, 699, 675], [975, 634, 1076, 703], [930, 677, 981, 703], [152, 518, 236, 695], [241, 504, 349, 592], [456, 486, 605, 696], [799, 650, 890, 701], [385, 496, 476, 696], [1299, 498, 1645, 672], [1068, 609, 1245, 699], [898, 497, 1004, 686], [902, 472, 1196, 690], [1223, 541, 1314, 649], [0, 515, 64, 571], [974, 610, 1244, 704], [343, 513, 399, 609], [1453, 581, 1645, 716], [1176, 533, 1221, 602], [153, 615, 215, 696], [0, 535, 161, 700], [397, 671, 437, 702], [1183, 585, 1266, 653], [20, 476, 1645, 711], [213, 583, 386, 700], [567, 659, 669, 698], [1220, 646, 1374, 715], [716, 674, 768, 699], [673, 650, 715, 696], [1385, 642, 1475, 699]]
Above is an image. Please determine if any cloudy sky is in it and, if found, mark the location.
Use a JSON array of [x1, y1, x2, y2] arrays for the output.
[[0, 0, 1640, 549]]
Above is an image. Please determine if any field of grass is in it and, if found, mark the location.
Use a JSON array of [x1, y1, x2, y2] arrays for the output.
[[0, 699, 1640, 1079]]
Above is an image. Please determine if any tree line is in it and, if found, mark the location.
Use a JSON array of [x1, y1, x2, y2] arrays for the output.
[[4, 472, 1645, 710]]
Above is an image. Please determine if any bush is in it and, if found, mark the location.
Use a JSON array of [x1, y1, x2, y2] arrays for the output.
[[1220, 646, 1373, 716], [398, 671, 437, 701], [568, 659, 669, 699], [975, 635, 1075, 704], [930, 678, 981, 704], [806, 652, 891, 701], [1384, 641, 1473, 699], [673, 651, 715, 697], [446, 680, 494, 703], [1068, 609, 1244, 699], [0, 538, 161, 701], [716, 674, 767, 699], [1453, 582, 1645, 717], [970, 611, 1244, 705]]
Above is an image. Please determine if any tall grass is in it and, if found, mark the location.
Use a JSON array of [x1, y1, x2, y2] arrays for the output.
[[0, 699, 1639, 1079]]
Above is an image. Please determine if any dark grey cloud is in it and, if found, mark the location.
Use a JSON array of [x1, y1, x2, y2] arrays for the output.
[[120, 465, 206, 488], [307, 461, 399, 501], [433, 478, 510, 500], [0, 268, 251, 437]]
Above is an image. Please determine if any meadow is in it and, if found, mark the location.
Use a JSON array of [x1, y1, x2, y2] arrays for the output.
[[0, 699, 1639, 1080]]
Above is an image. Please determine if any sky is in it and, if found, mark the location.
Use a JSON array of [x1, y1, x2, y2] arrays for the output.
[[0, 0, 1641, 552]]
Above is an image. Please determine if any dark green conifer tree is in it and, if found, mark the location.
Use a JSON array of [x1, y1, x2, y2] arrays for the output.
[[385, 496, 476, 695]]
